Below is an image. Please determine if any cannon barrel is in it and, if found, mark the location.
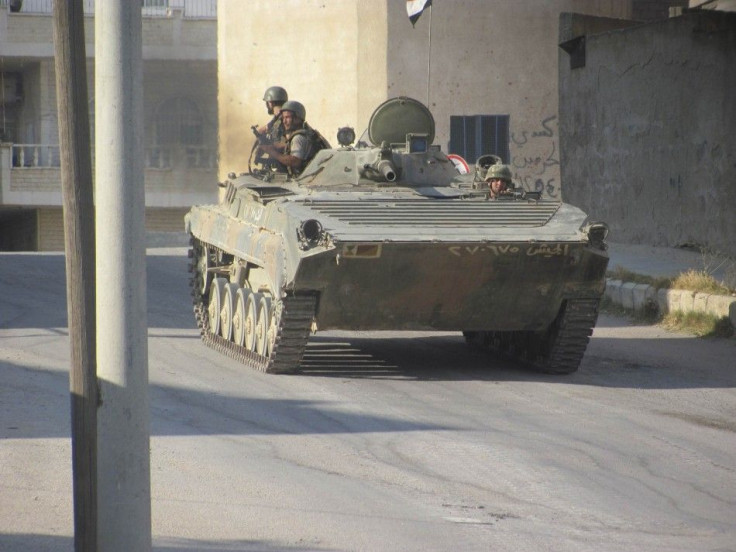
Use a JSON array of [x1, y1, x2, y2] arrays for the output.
[[376, 159, 397, 182]]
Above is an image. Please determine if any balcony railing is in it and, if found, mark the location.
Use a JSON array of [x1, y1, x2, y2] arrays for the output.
[[12, 144, 60, 168], [11, 143, 216, 170], [1, 0, 216, 18]]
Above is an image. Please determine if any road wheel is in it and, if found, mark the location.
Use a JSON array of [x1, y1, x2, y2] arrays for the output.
[[255, 295, 272, 356], [197, 244, 214, 296], [207, 277, 226, 336], [220, 283, 239, 341], [232, 288, 247, 347], [244, 292, 261, 352]]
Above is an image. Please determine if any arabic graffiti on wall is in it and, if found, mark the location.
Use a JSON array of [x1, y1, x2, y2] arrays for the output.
[[511, 115, 560, 198]]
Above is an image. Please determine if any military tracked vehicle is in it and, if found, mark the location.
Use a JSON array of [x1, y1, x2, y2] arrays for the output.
[[185, 97, 609, 374]]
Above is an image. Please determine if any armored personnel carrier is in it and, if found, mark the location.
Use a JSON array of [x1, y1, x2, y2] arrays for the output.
[[185, 97, 609, 374]]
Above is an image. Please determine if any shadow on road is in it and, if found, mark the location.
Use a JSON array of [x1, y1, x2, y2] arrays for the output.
[[4, 320, 732, 443], [299, 333, 528, 380], [297, 330, 736, 392], [0, 356, 454, 441], [0, 251, 194, 331]]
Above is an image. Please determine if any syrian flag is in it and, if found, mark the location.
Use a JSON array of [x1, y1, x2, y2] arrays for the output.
[[407, 0, 432, 27]]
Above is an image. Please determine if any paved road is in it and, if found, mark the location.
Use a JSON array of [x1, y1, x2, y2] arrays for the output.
[[1, 249, 735, 551]]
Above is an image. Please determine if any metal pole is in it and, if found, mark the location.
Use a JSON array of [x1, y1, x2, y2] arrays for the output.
[[95, 1, 151, 550], [51, 1, 97, 549], [427, 4, 432, 108]]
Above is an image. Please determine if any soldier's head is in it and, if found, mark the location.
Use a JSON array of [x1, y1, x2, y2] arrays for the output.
[[485, 163, 513, 198], [280, 101, 306, 131], [263, 86, 288, 115]]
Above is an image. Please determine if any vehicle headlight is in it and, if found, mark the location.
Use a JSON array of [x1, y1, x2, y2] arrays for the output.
[[298, 219, 324, 249]]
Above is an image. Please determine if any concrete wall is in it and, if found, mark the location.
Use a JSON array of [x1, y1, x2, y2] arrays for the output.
[[559, 11, 736, 258], [142, 58, 219, 170], [34, 207, 190, 251], [2, 166, 215, 209], [217, 0, 388, 180], [217, 0, 630, 196]]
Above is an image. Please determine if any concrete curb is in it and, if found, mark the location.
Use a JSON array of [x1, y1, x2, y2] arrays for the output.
[[605, 279, 736, 327]]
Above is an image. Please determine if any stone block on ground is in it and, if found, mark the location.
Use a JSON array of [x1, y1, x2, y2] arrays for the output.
[[658, 288, 683, 314], [678, 290, 695, 313], [693, 292, 710, 314], [621, 282, 637, 310], [605, 279, 622, 304], [632, 284, 652, 312], [705, 294, 736, 319], [657, 288, 669, 314]]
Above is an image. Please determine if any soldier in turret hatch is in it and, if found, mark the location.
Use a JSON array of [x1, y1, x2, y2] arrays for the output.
[[255, 85, 289, 143], [257, 100, 330, 177], [485, 163, 515, 199]]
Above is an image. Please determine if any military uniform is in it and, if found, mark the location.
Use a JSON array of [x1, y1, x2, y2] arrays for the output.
[[264, 113, 285, 144], [284, 123, 330, 176]]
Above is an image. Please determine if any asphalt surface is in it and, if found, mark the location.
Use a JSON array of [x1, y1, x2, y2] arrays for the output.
[[1, 247, 735, 551]]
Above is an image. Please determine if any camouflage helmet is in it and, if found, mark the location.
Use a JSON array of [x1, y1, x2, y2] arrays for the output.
[[485, 163, 513, 182], [281, 100, 306, 121], [263, 86, 288, 103]]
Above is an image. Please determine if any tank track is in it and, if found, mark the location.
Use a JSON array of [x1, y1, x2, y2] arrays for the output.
[[465, 298, 601, 375], [188, 237, 315, 374]]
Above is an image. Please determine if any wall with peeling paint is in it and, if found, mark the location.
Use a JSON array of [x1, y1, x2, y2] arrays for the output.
[[559, 11, 736, 257]]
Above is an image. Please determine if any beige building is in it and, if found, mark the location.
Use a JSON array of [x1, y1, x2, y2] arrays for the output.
[[0, 0, 217, 250], [218, 0, 641, 202]]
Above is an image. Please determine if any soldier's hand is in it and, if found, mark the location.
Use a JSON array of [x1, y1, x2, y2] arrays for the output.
[[271, 140, 286, 153], [258, 143, 275, 157], [252, 126, 270, 145]]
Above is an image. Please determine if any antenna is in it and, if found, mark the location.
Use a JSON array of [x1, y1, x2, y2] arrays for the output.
[[407, 0, 433, 108]]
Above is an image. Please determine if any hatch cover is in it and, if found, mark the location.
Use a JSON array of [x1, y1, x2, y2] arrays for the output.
[[367, 97, 435, 147]]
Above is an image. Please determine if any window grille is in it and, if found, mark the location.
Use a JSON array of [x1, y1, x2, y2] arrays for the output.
[[449, 115, 510, 165]]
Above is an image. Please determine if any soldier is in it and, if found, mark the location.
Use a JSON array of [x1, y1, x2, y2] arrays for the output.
[[257, 100, 329, 177], [485, 163, 514, 199], [256, 86, 288, 143]]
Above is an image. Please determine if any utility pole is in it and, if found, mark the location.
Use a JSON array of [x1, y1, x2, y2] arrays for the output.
[[51, 1, 97, 550], [95, 2, 152, 550]]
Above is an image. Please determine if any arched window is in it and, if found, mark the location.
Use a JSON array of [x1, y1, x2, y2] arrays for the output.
[[155, 97, 202, 146]]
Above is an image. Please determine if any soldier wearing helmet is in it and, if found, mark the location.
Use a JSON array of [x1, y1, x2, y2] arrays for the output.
[[484, 163, 514, 199], [256, 86, 288, 143], [258, 100, 330, 177]]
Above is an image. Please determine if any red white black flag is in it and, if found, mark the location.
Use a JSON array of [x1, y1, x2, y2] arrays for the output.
[[407, 0, 432, 27]]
